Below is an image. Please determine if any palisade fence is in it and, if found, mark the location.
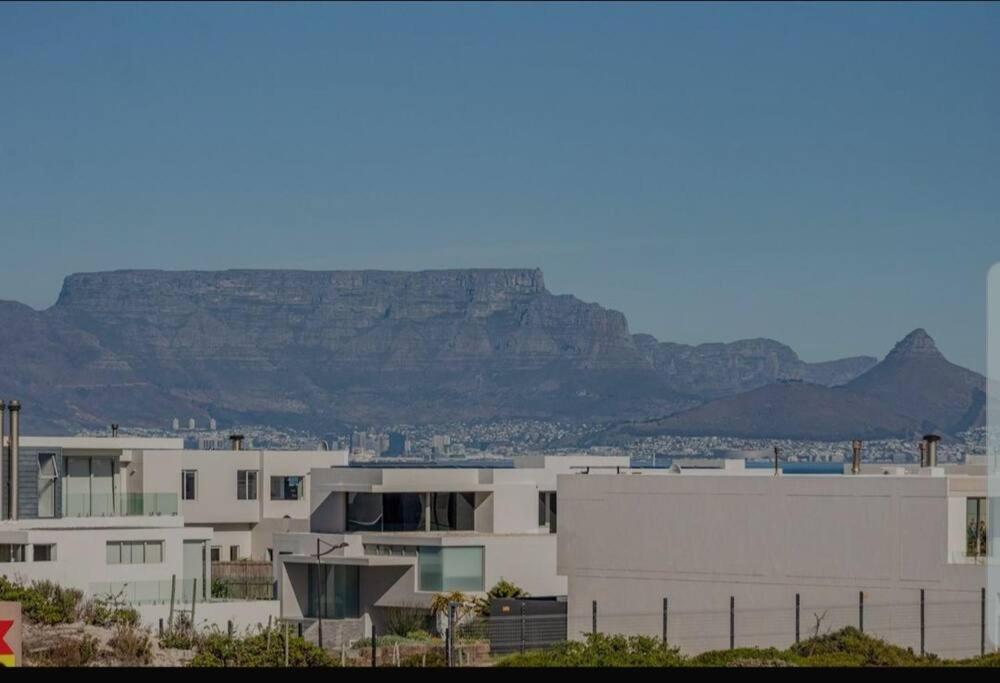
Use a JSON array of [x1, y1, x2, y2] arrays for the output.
[[210, 561, 275, 600], [444, 590, 997, 664]]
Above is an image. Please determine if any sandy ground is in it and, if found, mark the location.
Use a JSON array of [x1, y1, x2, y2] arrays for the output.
[[23, 620, 195, 667]]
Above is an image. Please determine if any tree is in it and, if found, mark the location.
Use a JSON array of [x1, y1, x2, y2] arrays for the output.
[[475, 579, 529, 616]]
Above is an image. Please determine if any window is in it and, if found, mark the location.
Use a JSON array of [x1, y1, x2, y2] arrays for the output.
[[107, 541, 164, 565], [0, 544, 26, 563], [383, 493, 425, 531], [181, 470, 197, 500], [230, 545, 240, 561], [270, 476, 303, 501], [538, 492, 557, 533], [346, 492, 431, 532], [417, 546, 484, 592], [967, 498, 989, 557], [429, 492, 475, 531], [33, 544, 56, 562], [37, 453, 58, 518], [346, 492, 384, 531], [306, 565, 360, 619], [210, 546, 221, 562], [237, 470, 258, 501]]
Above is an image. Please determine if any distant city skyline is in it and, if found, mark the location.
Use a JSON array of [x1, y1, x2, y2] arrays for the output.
[[1, 2, 997, 372]]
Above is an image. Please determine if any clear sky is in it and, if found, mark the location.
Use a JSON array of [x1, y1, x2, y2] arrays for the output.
[[1, 2, 997, 372]]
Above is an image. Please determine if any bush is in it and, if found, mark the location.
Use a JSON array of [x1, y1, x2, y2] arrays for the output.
[[400, 648, 447, 667], [383, 605, 432, 636], [0, 576, 82, 624], [788, 627, 930, 667], [476, 579, 528, 616], [81, 591, 140, 628], [211, 578, 230, 599], [108, 623, 154, 666], [159, 612, 199, 650], [37, 633, 101, 667], [688, 647, 798, 667], [497, 632, 684, 667], [189, 629, 338, 667]]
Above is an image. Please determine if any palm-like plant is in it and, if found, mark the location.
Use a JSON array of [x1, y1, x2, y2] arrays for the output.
[[475, 578, 529, 616]]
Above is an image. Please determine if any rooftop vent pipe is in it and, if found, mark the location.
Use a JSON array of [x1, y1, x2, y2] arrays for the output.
[[8, 400, 19, 520], [922, 434, 940, 467], [111, 423, 119, 437], [851, 440, 863, 475], [229, 434, 245, 451]]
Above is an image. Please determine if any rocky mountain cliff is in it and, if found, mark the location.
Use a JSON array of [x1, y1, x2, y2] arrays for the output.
[[0, 268, 901, 434]]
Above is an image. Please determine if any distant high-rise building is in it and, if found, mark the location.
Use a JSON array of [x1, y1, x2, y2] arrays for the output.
[[188, 418, 196, 430], [209, 418, 217, 431], [385, 432, 407, 457], [172, 417, 180, 431], [351, 431, 368, 452]]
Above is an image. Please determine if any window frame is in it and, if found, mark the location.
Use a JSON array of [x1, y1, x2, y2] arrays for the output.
[[237, 469, 259, 501], [181, 470, 198, 501], [270, 475, 304, 501]]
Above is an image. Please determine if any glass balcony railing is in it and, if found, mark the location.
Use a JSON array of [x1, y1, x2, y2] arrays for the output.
[[61, 493, 179, 518], [89, 578, 206, 605]]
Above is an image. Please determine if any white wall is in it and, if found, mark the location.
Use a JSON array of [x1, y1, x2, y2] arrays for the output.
[[136, 600, 280, 633]]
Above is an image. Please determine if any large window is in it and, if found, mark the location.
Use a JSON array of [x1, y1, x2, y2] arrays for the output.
[[37, 453, 58, 518], [181, 470, 197, 501], [417, 546, 484, 592], [306, 564, 360, 619], [347, 492, 476, 532], [967, 497, 989, 557], [430, 492, 475, 531], [538, 491, 557, 533], [0, 544, 26, 563], [33, 544, 56, 562], [270, 476, 303, 501], [237, 470, 258, 500], [107, 541, 164, 565]]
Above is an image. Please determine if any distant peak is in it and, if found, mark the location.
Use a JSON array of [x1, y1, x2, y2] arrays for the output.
[[885, 328, 943, 360]]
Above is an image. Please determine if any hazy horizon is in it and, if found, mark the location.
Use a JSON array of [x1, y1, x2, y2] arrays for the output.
[[2, 2, 997, 371]]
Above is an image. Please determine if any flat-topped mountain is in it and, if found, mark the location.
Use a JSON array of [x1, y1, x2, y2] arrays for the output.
[[0, 269, 958, 437]]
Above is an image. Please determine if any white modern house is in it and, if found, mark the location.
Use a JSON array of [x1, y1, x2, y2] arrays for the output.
[[557, 455, 996, 659], [271, 455, 629, 642], [0, 402, 348, 610]]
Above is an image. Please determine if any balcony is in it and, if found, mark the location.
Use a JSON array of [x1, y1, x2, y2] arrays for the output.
[[62, 493, 179, 518]]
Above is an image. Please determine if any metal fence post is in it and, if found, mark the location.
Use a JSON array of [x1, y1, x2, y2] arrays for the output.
[[372, 625, 377, 668], [920, 589, 925, 656], [729, 596, 735, 650], [297, 622, 303, 638], [159, 618, 164, 638], [592, 600, 597, 635], [795, 594, 800, 644], [982, 587, 987, 656], [448, 601, 457, 667], [520, 602, 526, 654], [662, 597, 668, 646], [859, 591, 864, 633]]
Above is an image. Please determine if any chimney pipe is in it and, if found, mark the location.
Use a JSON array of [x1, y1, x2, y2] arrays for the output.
[[8, 400, 20, 521], [0, 400, 5, 521], [923, 434, 940, 468], [229, 434, 244, 451], [851, 440, 863, 475], [919, 441, 927, 467], [111, 423, 119, 438], [773, 446, 781, 476]]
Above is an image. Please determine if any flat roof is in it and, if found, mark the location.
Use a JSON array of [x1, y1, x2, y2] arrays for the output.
[[18, 436, 186, 450]]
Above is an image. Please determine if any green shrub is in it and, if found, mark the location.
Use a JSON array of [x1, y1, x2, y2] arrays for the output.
[[383, 605, 432, 636], [159, 612, 199, 650], [0, 576, 82, 624], [689, 647, 798, 667], [400, 648, 447, 667], [789, 627, 930, 667], [81, 592, 140, 628], [497, 632, 684, 667], [189, 630, 338, 667]]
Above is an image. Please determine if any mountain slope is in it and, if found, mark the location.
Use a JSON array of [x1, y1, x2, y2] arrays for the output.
[[598, 329, 984, 442], [846, 328, 986, 433]]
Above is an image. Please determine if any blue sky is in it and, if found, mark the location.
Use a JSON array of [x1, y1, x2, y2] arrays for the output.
[[1, 2, 997, 371]]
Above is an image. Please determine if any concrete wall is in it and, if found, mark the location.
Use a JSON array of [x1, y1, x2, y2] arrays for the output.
[[557, 472, 992, 658], [180, 450, 262, 524]]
